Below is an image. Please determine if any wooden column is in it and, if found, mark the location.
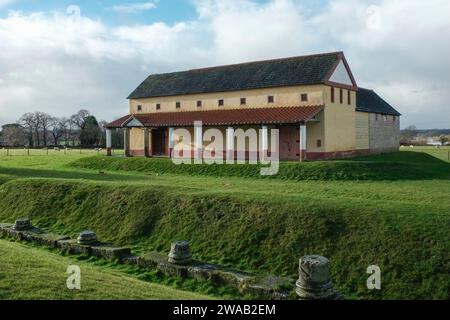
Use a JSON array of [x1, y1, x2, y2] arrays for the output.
[[168, 127, 174, 158], [299, 124, 307, 161], [261, 125, 268, 161], [226, 127, 234, 163], [194, 121, 203, 164], [106, 129, 112, 156]]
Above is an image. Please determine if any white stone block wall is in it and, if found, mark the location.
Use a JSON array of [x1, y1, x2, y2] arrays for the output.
[[369, 113, 400, 153]]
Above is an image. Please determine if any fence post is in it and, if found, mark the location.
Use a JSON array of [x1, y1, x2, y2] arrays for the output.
[[46, 148, 49, 156], [6, 147, 9, 156], [27, 148, 30, 156]]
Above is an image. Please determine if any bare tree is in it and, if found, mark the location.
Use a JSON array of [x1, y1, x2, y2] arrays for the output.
[[70, 109, 90, 146], [19, 112, 36, 147], [35, 112, 52, 147], [50, 117, 68, 146]]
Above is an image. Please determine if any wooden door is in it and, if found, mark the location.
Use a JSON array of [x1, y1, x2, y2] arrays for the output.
[[279, 126, 300, 160]]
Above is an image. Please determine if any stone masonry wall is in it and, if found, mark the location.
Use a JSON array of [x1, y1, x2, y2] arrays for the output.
[[369, 113, 400, 153]]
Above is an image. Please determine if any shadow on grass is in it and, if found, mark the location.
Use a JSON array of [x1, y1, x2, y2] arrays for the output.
[[68, 151, 450, 181], [0, 166, 153, 184]]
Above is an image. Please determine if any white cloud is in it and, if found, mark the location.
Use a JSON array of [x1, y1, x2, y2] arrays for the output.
[[0, 0, 449, 128], [111, 2, 157, 14]]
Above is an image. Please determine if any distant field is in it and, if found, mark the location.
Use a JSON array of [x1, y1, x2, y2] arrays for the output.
[[402, 145, 450, 162], [0, 239, 211, 300], [0, 149, 449, 299], [0, 147, 124, 157]]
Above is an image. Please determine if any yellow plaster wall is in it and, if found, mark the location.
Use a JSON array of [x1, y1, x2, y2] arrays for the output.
[[130, 128, 144, 150], [129, 84, 325, 114], [306, 111, 325, 153], [322, 86, 357, 152]]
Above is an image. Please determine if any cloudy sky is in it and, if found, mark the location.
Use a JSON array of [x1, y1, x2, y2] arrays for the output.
[[0, 0, 449, 129]]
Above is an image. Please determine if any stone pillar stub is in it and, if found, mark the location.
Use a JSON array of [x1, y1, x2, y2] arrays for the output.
[[14, 218, 33, 231], [168, 240, 193, 265], [77, 230, 98, 245], [296, 255, 341, 300]]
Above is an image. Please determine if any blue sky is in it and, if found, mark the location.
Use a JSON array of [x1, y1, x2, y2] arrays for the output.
[[1, 0, 199, 24], [1, 0, 329, 24], [0, 0, 449, 129]]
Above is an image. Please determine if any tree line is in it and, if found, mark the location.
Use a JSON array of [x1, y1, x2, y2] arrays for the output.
[[0, 110, 124, 148]]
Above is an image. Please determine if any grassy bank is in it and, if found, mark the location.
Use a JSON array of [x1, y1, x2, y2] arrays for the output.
[[69, 151, 450, 181], [0, 178, 448, 299], [0, 239, 212, 300], [0, 150, 449, 299]]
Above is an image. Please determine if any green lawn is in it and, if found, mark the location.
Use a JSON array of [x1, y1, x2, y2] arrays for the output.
[[0, 149, 449, 299], [0, 239, 211, 300], [401, 145, 450, 162]]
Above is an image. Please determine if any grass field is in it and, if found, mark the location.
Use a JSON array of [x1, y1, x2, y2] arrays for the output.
[[0, 147, 449, 300], [400, 146, 450, 162], [0, 239, 211, 300], [0, 147, 124, 157]]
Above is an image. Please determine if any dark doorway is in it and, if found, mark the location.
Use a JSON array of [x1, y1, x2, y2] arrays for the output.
[[152, 128, 166, 156]]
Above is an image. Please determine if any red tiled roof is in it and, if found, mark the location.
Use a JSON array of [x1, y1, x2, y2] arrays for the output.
[[105, 105, 323, 128]]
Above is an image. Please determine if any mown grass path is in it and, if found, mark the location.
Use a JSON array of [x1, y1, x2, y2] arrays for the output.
[[0, 239, 212, 300]]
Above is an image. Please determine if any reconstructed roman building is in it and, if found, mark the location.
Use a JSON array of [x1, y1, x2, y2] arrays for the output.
[[106, 52, 401, 161]]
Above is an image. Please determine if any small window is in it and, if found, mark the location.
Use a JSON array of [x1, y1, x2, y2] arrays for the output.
[[347, 91, 351, 105], [375, 114, 379, 121], [317, 139, 322, 148], [301, 94, 308, 102], [383, 115, 388, 122], [137, 105, 142, 111], [240, 98, 246, 105], [197, 100, 202, 107], [176, 102, 181, 109], [268, 95, 274, 103], [331, 87, 335, 103], [340, 89, 343, 104], [218, 99, 224, 106], [156, 104, 161, 110]]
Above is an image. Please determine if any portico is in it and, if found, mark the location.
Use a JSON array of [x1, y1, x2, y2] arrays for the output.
[[105, 106, 319, 161]]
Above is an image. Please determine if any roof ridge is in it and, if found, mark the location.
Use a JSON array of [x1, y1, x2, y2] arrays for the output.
[[357, 87, 375, 92], [149, 52, 343, 76]]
